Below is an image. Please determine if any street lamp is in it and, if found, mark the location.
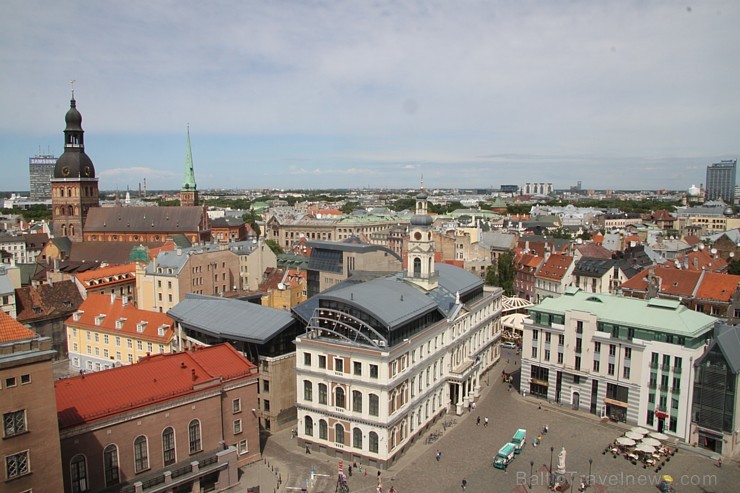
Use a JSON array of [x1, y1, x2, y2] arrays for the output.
[[588, 458, 593, 486], [529, 460, 534, 489], [549, 446, 554, 481]]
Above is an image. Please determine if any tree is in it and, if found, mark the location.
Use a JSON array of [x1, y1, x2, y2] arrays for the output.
[[265, 239, 284, 256], [729, 258, 740, 276], [496, 251, 515, 295], [485, 263, 499, 287], [341, 202, 360, 214], [242, 210, 262, 237]]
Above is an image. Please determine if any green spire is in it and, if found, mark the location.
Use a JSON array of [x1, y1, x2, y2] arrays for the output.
[[182, 124, 197, 191]]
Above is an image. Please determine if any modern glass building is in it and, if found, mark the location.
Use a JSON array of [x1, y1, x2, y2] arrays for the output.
[[29, 155, 56, 200], [705, 159, 737, 203]]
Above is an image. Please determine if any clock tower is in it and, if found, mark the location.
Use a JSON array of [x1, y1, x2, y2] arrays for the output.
[[405, 182, 438, 290], [51, 95, 100, 241]]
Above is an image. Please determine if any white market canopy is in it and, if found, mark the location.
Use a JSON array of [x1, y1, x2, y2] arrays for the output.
[[617, 437, 636, 446]]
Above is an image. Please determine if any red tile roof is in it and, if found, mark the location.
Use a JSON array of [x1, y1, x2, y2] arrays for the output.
[[74, 263, 137, 289], [694, 272, 740, 301], [620, 267, 701, 297], [55, 343, 257, 429], [0, 311, 37, 342], [575, 243, 612, 259], [15, 280, 84, 323], [68, 293, 174, 343], [536, 254, 574, 281]]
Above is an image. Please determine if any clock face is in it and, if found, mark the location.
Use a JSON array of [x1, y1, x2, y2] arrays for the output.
[[84, 166, 91, 177], [62, 166, 70, 176], [414, 232, 422, 240]]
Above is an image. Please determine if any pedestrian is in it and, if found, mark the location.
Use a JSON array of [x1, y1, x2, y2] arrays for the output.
[[476, 416, 480, 426], [348, 465, 352, 477], [389, 486, 396, 493], [538, 404, 541, 410], [305, 444, 311, 454], [378, 470, 381, 478], [508, 384, 511, 392], [461, 478, 467, 490], [718, 457, 723, 468], [484, 417, 489, 427]]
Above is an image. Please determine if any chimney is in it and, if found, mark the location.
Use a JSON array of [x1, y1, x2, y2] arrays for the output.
[[177, 248, 182, 256], [191, 369, 197, 381]]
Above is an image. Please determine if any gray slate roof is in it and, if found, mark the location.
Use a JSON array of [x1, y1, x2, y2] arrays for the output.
[[479, 231, 517, 250], [712, 321, 740, 374], [84, 206, 205, 233], [0, 269, 13, 295], [211, 217, 245, 228], [168, 294, 295, 344], [307, 240, 402, 259], [573, 258, 616, 277]]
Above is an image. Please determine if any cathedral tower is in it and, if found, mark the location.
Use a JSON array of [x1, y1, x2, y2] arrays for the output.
[[51, 94, 100, 241], [180, 126, 199, 207]]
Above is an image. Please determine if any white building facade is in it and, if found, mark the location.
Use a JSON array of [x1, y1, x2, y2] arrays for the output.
[[521, 288, 714, 441], [294, 188, 504, 468]]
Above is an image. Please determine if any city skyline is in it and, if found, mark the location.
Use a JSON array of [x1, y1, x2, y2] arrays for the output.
[[2, 1, 739, 192]]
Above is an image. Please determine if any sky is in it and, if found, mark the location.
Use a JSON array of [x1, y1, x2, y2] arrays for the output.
[[1, 0, 739, 192]]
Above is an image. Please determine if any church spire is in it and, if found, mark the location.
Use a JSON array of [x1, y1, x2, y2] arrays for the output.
[[180, 124, 199, 207]]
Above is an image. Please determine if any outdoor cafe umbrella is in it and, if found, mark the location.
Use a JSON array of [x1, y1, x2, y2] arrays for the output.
[[625, 431, 643, 440], [631, 426, 650, 435], [649, 432, 668, 440], [642, 437, 661, 447], [635, 443, 656, 454], [616, 437, 636, 446]]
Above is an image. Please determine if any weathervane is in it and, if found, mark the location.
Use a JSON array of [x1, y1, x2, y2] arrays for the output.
[[69, 79, 76, 98]]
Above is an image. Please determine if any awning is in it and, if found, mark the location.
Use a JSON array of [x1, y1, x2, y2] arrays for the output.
[[531, 378, 549, 386], [604, 398, 628, 408]]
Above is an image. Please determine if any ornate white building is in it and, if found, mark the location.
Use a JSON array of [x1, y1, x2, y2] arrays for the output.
[[294, 187, 503, 468]]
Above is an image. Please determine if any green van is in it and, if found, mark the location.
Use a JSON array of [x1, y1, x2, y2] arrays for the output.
[[493, 443, 517, 469], [512, 428, 527, 453]]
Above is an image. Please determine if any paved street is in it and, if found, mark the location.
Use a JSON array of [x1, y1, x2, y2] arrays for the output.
[[254, 348, 739, 493]]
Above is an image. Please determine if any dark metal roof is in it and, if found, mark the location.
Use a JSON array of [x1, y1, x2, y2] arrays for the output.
[[83, 206, 205, 233], [168, 294, 295, 345], [573, 257, 616, 277], [307, 239, 401, 259]]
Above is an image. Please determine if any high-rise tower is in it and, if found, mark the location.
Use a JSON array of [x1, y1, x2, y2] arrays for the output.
[[405, 181, 438, 290], [180, 126, 199, 207], [705, 160, 737, 203], [51, 94, 99, 241]]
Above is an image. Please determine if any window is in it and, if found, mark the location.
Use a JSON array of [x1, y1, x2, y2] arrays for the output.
[[127, 339, 133, 349], [532, 330, 539, 341], [318, 355, 326, 369], [575, 356, 581, 371], [369, 431, 379, 453], [594, 341, 601, 353], [558, 334, 564, 345], [335, 387, 346, 408], [104, 334, 109, 344], [593, 359, 600, 372], [319, 420, 328, 440], [137, 341, 143, 351], [545, 332, 551, 343], [188, 420, 202, 453], [70, 454, 87, 492], [319, 383, 327, 404], [335, 423, 345, 444], [305, 416, 314, 437], [370, 364, 379, 379], [335, 358, 344, 372], [354, 361, 362, 375], [263, 380, 270, 392], [234, 419, 242, 434], [162, 428, 176, 466], [304, 352, 311, 366], [674, 356, 682, 369], [134, 435, 149, 473], [353, 427, 362, 449], [232, 398, 242, 414], [264, 400, 270, 412], [624, 347, 632, 360], [3, 410, 26, 437], [238, 439, 248, 455], [557, 352, 563, 364], [353, 390, 362, 412], [531, 346, 537, 358], [608, 363, 615, 376], [6, 450, 29, 480], [544, 349, 550, 361], [5, 376, 16, 387], [609, 344, 616, 356], [116, 336, 121, 347], [94, 333, 99, 342], [623, 367, 631, 379], [304, 381, 313, 401], [573, 375, 581, 384], [369, 394, 379, 416], [576, 321, 583, 334], [103, 444, 119, 486]]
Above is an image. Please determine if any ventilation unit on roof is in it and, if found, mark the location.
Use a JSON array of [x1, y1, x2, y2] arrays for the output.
[[378, 340, 387, 347]]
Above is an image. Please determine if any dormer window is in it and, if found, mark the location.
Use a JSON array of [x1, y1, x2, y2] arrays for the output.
[[137, 321, 148, 333], [94, 314, 106, 326], [73, 310, 84, 322], [157, 325, 168, 337], [115, 318, 126, 329]]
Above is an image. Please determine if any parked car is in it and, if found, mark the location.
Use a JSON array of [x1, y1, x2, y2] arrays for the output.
[[502, 341, 518, 350]]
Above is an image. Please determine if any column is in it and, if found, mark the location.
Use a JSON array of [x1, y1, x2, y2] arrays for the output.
[[456, 383, 464, 415]]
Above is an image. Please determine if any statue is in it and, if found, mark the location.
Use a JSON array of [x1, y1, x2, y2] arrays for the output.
[[556, 447, 567, 474]]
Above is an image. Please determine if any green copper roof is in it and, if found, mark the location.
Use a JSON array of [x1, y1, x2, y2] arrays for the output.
[[182, 126, 197, 191], [531, 288, 716, 337]]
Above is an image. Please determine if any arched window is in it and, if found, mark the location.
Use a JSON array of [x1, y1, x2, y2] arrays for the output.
[[70, 224, 75, 237], [413, 257, 421, 276], [353, 427, 362, 449], [318, 383, 327, 404], [61, 224, 67, 236], [162, 427, 176, 466], [352, 390, 362, 412], [335, 423, 345, 444], [70, 454, 88, 492], [335, 387, 345, 408], [133, 435, 149, 473], [319, 419, 328, 440], [304, 416, 314, 436], [390, 427, 397, 450], [188, 420, 201, 453], [74, 206, 79, 215], [390, 390, 397, 413], [369, 431, 379, 453], [369, 394, 379, 416], [103, 444, 119, 487]]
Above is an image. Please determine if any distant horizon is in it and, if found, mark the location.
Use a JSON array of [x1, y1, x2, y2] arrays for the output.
[[2, 2, 739, 191]]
